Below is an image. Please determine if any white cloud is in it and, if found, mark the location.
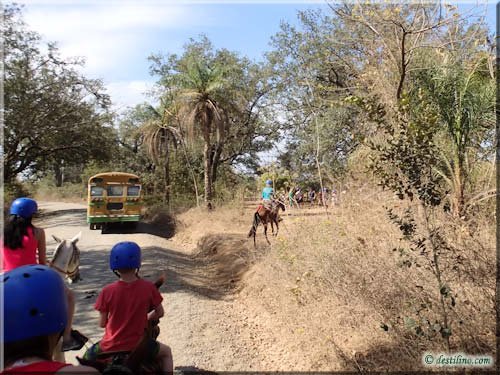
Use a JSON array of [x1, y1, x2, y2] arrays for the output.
[[21, 3, 212, 78], [17, 2, 214, 108], [24, 4, 203, 35], [105, 80, 156, 111]]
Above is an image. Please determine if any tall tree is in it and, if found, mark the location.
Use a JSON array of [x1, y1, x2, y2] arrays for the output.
[[141, 104, 182, 205], [149, 36, 275, 208], [413, 50, 495, 216], [266, 9, 366, 181], [176, 57, 227, 209], [3, 5, 114, 183]]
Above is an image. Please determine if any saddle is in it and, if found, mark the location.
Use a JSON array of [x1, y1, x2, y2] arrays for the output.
[[62, 329, 88, 352], [264, 200, 276, 210]]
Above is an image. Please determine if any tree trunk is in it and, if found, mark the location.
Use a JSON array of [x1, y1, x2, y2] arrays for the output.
[[163, 155, 170, 205], [152, 165, 158, 198], [211, 142, 224, 184], [455, 156, 466, 217], [54, 164, 63, 187], [203, 142, 213, 209], [179, 138, 200, 207], [4, 167, 13, 184]]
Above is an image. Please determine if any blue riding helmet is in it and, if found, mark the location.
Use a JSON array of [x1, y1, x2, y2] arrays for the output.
[[265, 179, 272, 186], [10, 197, 38, 219], [110, 241, 141, 271], [3, 265, 68, 343]]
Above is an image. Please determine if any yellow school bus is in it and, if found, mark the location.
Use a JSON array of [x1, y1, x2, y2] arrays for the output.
[[87, 172, 142, 230]]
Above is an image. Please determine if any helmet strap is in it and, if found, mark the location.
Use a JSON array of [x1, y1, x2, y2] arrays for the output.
[[113, 270, 121, 278]]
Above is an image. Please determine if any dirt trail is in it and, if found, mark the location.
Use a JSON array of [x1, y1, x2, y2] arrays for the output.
[[37, 201, 277, 371]]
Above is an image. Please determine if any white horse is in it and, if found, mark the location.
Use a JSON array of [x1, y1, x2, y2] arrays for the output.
[[49, 232, 82, 361], [50, 232, 81, 283]]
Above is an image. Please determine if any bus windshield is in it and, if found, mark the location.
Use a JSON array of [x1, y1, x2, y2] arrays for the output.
[[90, 186, 104, 197], [107, 185, 124, 197], [127, 186, 141, 196]]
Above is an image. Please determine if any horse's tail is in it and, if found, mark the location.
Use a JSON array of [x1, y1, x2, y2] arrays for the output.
[[248, 212, 260, 237]]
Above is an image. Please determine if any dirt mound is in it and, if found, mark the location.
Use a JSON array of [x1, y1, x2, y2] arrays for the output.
[[172, 206, 252, 251], [190, 233, 260, 296], [143, 206, 177, 227]]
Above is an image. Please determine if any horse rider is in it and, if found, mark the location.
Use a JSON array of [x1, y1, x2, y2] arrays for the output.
[[294, 188, 303, 207], [3, 198, 46, 271], [84, 242, 173, 373], [331, 189, 338, 206], [260, 179, 274, 210], [2, 264, 98, 374], [2, 198, 80, 352], [322, 187, 329, 207], [288, 187, 295, 208], [308, 188, 316, 206]]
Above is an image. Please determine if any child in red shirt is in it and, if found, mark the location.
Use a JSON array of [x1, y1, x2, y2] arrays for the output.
[[88, 241, 173, 373]]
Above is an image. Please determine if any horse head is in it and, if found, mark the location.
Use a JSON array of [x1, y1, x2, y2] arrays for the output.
[[272, 199, 286, 213], [277, 200, 286, 212], [51, 232, 82, 284]]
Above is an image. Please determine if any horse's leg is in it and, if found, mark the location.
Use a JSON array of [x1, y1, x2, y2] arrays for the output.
[[274, 218, 279, 236], [264, 223, 270, 245], [249, 212, 260, 247]]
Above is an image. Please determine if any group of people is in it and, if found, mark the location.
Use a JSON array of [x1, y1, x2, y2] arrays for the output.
[[260, 180, 339, 210], [2, 198, 173, 374], [287, 186, 338, 208]]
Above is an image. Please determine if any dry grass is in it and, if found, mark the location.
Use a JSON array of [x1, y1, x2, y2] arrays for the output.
[[169, 188, 495, 371], [238, 189, 495, 371], [34, 181, 87, 203]]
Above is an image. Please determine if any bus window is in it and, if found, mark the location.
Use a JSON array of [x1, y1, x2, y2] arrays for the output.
[[107, 186, 124, 197], [90, 186, 104, 197], [127, 186, 141, 196]]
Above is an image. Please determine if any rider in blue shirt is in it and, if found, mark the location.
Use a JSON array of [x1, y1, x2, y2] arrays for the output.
[[261, 179, 274, 208]]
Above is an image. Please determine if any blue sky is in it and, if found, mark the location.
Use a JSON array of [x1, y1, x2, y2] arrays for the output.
[[16, 1, 497, 112]]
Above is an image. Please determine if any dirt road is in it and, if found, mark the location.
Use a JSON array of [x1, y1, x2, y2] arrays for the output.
[[38, 201, 275, 371]]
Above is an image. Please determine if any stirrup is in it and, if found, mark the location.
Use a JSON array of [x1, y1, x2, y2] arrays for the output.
[[62, 329, 88, 351]]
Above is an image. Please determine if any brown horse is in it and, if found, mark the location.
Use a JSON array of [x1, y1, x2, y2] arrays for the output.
[[248, 200, 286, 246]]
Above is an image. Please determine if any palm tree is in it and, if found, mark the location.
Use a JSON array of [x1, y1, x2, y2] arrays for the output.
[[141, 105, 182, 205], [141, 103, 201, 207], [175, 58, 228, 209], [424, 54, 494, 216]]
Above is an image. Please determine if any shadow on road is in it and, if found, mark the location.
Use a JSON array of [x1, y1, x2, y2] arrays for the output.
[[38, 206, 175, 239], [38, 208, 87, 228], [101, 222, 175, 239]]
